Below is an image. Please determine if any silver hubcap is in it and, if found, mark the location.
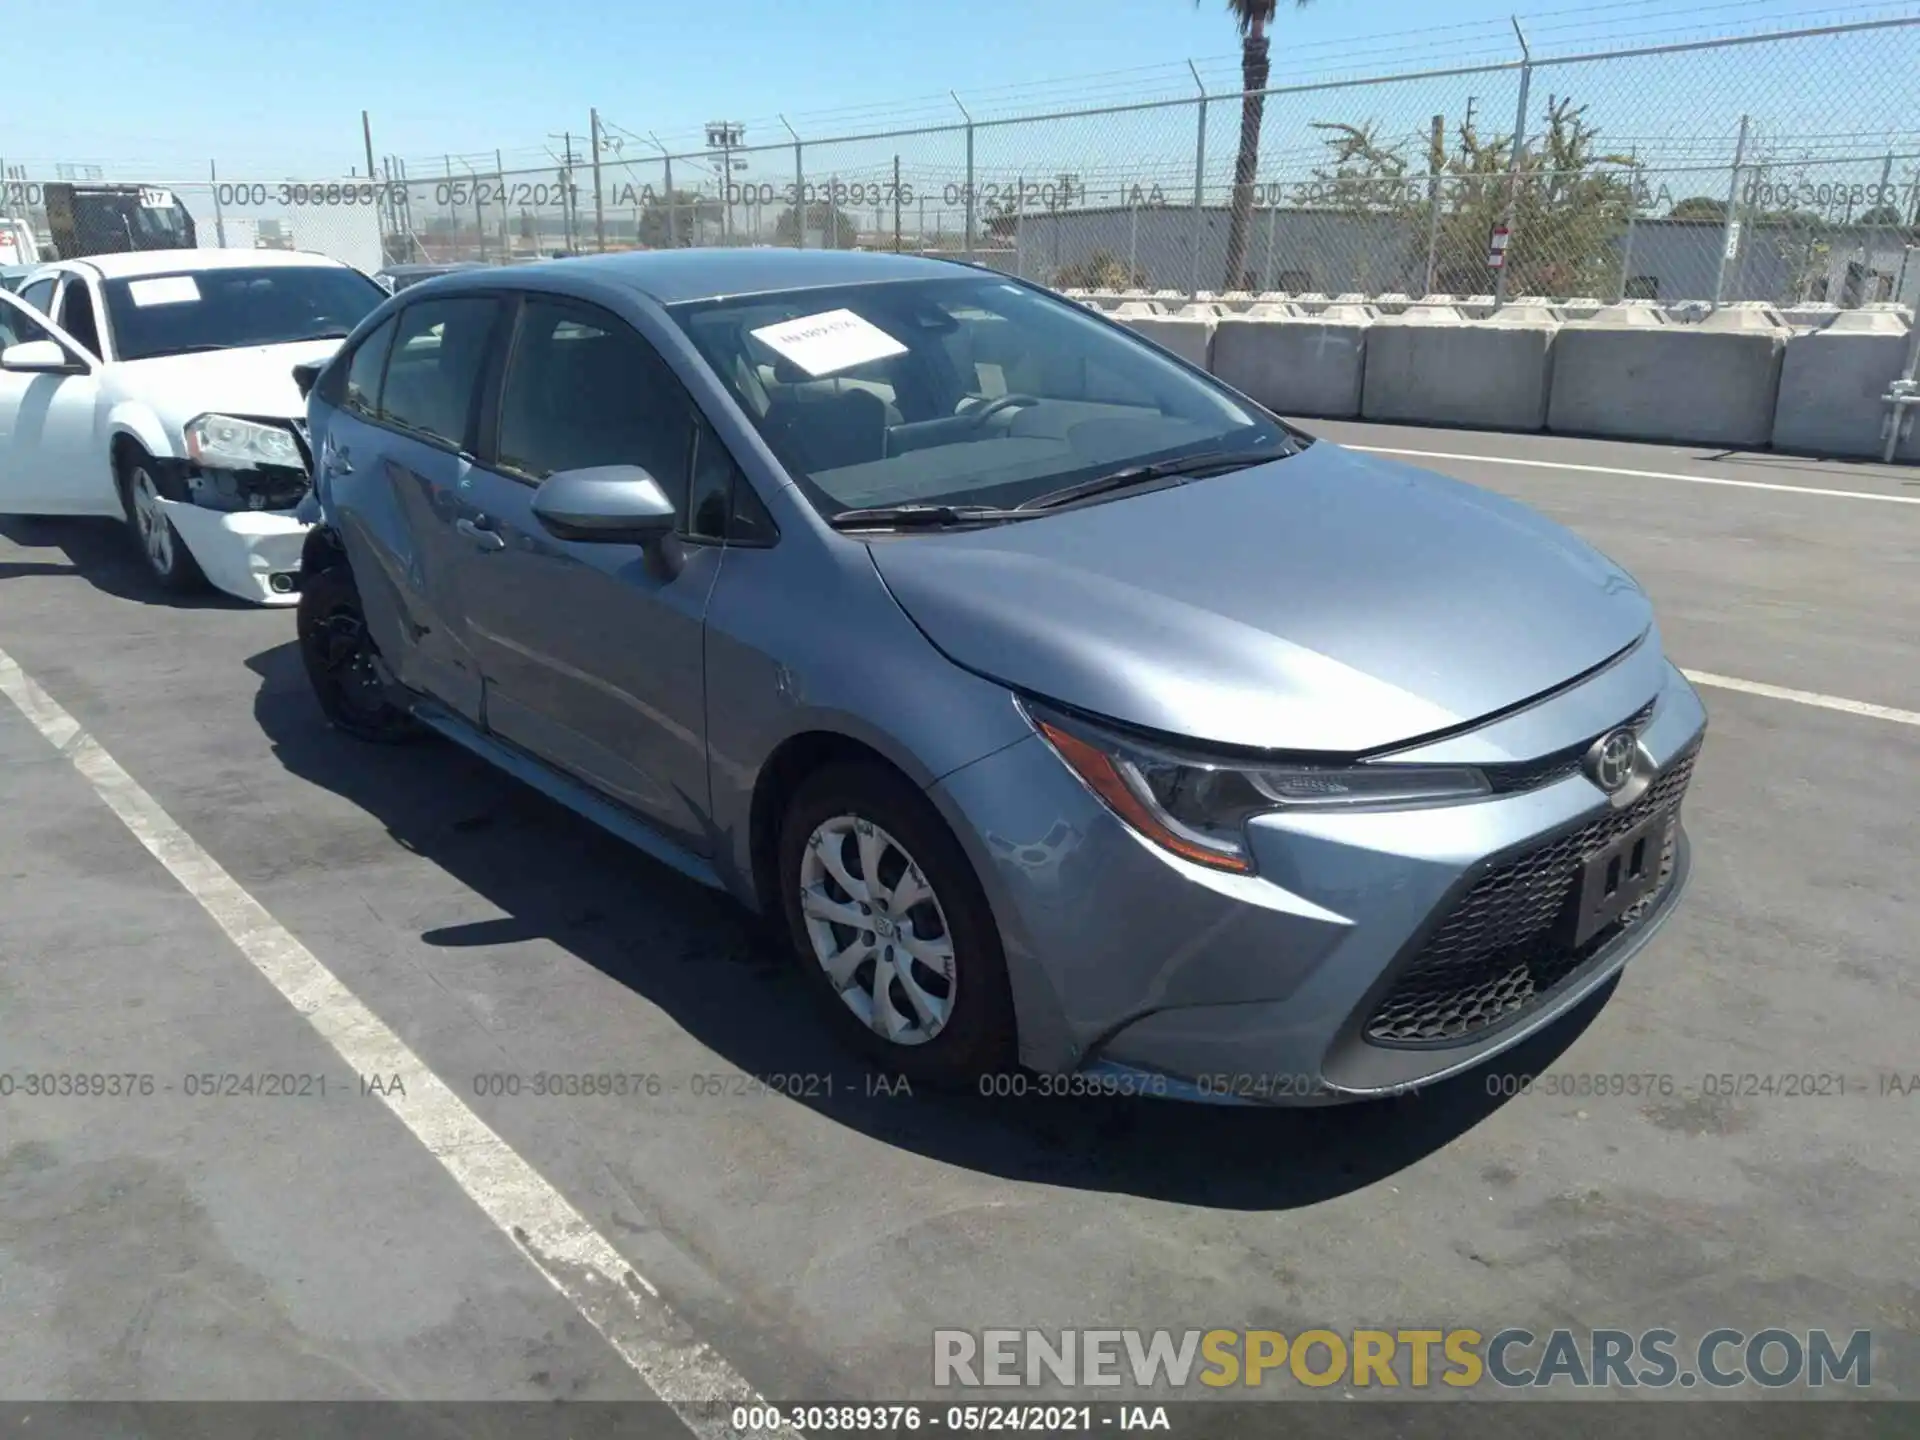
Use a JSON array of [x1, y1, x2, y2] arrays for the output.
[[130, 469, 173, 574], [799, 815, 956, 1046]]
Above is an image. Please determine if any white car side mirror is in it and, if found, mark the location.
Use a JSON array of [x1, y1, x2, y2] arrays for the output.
[[0, 339, 85, 374]]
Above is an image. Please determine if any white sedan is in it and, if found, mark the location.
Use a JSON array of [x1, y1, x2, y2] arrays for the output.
[[0, 249, 386, 604]]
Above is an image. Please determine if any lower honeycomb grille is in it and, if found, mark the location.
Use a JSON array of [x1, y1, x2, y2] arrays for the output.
[[1365, 749, 1696, 1046]]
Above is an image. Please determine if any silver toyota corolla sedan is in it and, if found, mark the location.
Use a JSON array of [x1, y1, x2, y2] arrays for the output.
[[295, 249, 1706, 1103]]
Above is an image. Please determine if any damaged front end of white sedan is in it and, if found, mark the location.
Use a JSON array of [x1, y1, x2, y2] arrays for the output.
[[0, 249, 387, 606]]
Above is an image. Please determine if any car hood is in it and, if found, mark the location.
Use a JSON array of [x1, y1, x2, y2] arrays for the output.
[[866, 442, 1653, 753], [113, 339, 346, 425]]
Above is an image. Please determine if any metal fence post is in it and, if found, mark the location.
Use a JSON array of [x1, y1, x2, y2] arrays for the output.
[[590, 109, 607, 252], [893, 154, 903, 253], [1129, 198, 1140, 285], [0, 155, 17, 255], [1015, 172, 1025, 278], [1266, 201, 1278, 291], [953, 93, 975, 260], [647, 134, 677, 249], [495, 149, 507, 257], [1188, 62, 1207, 299], [361, 112, 383, 261], [1424, 114, 1444, 295], [1712, 114, 1750, 308], [209, 160, 227, 248], [1494, 21, 1532, 310], [780, 116, 803, 249]]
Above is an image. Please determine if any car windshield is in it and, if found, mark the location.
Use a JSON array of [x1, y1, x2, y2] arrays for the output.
[[668, 275, 1291, 517], [102, 265, 387, 361]]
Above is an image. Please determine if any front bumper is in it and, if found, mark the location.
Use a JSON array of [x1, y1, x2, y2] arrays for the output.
[[927, 649, 1708, 1102], [159, 499, 309, 607]]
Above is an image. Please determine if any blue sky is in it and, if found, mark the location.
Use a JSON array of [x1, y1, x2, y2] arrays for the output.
[[6, 0, 1912, 181]]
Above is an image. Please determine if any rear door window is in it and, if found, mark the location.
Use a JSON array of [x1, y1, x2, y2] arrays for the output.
[[380, 298, 501, 450]]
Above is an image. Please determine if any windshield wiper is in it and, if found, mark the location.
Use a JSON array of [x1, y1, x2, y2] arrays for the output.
[[828, 503, 1033, 531], [1016, 446, 1295, 512]]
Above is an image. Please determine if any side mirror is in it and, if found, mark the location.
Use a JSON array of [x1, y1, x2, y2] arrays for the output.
[[1, 339, 84, 374], [531, 465, 677, 544], [292, 358, 326, 401]]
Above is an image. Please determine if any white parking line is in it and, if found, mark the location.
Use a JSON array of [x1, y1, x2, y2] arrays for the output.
[[0, 644, 796, 1440], [1682, 669, 1920, 727], [1350, 446, 1920, 505]]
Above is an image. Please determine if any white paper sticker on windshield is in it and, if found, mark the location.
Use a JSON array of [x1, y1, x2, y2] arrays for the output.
[[127, 276, 201, 307], [138, 187, 178, 210], [749, 308, 906, 377]]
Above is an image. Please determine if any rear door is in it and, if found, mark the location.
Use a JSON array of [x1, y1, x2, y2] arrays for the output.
[[0, 287, 112, 515], [448, 293, 722, 852], [320, 293, 506, 720]]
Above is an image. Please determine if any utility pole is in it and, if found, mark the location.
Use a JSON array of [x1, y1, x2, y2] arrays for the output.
[[590, 110, 606, 252], [893, 155, 902, 253], [548, 131, 580, 253], [705, 121, 744, 242]]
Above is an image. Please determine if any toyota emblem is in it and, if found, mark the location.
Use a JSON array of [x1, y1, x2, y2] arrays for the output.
[[1585, 727, 1638, 794]]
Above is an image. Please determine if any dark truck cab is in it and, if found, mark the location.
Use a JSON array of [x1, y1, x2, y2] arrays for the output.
[[46, 183, 197, 259]]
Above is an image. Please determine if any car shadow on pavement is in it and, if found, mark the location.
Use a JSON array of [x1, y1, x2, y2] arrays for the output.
[[0, 516, 251, 609], [248, 639, 1606, 1213]]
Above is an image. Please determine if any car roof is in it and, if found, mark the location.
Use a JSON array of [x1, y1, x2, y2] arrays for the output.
[[457, 248, 977, 305], [66, 248, 351, 280], [379, 261, 483, 275]]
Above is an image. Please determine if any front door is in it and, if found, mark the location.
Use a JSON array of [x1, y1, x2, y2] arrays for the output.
[[0, 289, 111, 515], [451, 295, 719, 852]]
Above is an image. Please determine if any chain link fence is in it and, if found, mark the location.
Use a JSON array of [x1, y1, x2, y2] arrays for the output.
[[6, 17, 1917, 308]]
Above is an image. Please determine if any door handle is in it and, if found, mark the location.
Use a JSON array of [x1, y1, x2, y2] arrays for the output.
[[455, 517, 505, 552]]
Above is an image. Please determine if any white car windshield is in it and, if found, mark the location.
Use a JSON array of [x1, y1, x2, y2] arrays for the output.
[[670, 275, 1292, 516], [101, 265, 387, 361]]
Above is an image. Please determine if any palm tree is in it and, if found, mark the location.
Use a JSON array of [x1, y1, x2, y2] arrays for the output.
[[1206, 0, 1310, 289]]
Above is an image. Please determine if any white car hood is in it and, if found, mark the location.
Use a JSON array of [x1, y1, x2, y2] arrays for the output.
[[112, 339, 344, 427]]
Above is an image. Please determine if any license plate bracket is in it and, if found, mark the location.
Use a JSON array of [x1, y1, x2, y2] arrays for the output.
[[1571, 807, 1674, 948]]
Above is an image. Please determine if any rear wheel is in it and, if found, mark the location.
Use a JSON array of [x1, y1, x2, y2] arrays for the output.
[[120, 453, 207, 595], [778, 762, 1016, 1087], [297, 562, 419, 743]]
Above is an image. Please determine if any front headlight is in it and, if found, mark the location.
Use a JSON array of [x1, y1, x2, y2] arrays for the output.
[[1024, 700, 1489, 874], [184, 413, 303, 471]]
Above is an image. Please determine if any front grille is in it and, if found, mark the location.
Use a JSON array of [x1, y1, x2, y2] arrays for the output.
[[1480, 698, 1657, 795], [1365, 745, 1696, 1046]]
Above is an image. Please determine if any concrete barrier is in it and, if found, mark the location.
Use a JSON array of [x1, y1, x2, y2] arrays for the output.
[[1117, 308, 1217, 369], [1289, 292, 1332, 314], [1361, 304, 1557, 431], [1211, 307, 1376, 418], [1549, 304, 1788, 446], [1771, 308, 1918, 459], [1780, 303, 1843, 331]]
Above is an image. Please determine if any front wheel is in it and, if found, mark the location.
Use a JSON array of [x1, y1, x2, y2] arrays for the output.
[[121, 455, 207, 595], [297, 563, 419, 743], [778, 762, 1017, 1088]]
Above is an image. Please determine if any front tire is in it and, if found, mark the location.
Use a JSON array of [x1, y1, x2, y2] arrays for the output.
[[297, 562, 419, 743], [120, 453, 207, 595], [778, 761, 1017, 1088]]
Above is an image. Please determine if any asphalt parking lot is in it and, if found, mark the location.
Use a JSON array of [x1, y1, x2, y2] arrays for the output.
[[1, 420, 1916, 1430]]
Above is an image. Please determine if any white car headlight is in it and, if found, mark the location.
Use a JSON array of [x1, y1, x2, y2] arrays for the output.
[[1024, 700, 1489, 874], [184, 413, 303, 471]]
